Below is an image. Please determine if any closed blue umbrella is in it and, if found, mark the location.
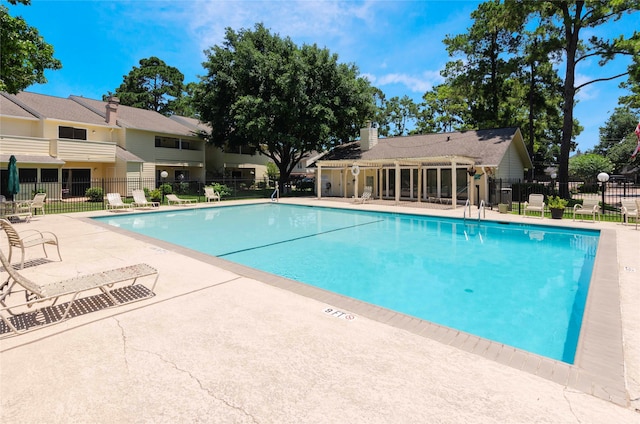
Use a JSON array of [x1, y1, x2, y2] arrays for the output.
[[7, 155, 20, 200]]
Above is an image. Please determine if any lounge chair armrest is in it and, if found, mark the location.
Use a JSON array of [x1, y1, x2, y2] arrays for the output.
[[17, 229, 44, 238], [573, 204, 582, 211]]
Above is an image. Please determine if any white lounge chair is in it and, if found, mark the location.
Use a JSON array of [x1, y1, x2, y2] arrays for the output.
[[573, 198, 600, 221], [355, 186, 373, 204], [0, 218, 61, 269], [204, 187, 221, 202], [106, 193, 132, 212], [524, 194, 545, 219], [621, 198, 639, 229], [0, 245, 158, 337], [166, 194, 196, 206], [132, 189, 160, 209]]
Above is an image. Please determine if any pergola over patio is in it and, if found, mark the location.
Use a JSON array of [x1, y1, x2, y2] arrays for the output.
[[316, 155, 481, 208]]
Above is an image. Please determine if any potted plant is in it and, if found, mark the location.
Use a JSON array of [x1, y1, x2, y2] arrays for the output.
[[547, 196, 568, 219]]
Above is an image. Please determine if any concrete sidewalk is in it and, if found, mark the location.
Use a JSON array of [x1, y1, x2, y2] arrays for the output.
[[1, 199, 639, 423]]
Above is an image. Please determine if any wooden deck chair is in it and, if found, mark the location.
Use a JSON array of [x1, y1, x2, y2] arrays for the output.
[[0, 245, 159, 337], [524, 194, 545, 219], [132, 189, 160, 209], [0, 218, 61, 269], [166, 194, 196, 206], [573, 198, 600, 221], [106, 193, 132, 212], [621, 198, 639, 229], [204, 187, 221, 202]]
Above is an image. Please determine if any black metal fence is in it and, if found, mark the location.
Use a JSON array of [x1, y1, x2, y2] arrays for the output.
[[490, 178, 640, 221], [7, 177, 316, 215]]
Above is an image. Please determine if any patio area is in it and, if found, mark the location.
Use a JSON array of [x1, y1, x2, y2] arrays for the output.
[[1, 198, 638, 423]]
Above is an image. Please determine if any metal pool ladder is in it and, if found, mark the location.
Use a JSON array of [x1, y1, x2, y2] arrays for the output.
[[464, 199, 486, 221]]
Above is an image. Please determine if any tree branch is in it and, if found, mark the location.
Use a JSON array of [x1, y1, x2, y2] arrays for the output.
[[575, 49, 631, 65], [575, 71, 629, 90]]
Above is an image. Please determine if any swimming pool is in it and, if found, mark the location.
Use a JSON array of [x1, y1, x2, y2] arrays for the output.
[[95, 203, 599, 363]]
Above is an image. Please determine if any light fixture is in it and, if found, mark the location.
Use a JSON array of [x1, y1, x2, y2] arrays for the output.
[[597, 172, 609, 183], [160, 170, 168, 179], [597, 172, 609, 217], [551, 172, 557, 179]]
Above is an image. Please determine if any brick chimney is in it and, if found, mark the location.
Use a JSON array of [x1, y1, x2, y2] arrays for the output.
[[106, 96, 120, 125], [359, 120, 378, 151]]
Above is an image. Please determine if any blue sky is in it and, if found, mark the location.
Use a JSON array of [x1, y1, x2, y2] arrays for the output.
[[6, 0, 638, 151]]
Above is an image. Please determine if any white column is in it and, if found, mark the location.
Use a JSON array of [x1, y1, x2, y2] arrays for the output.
[[451, 160, 457, 209], [417, 166, 422, 203], [317, 165, 322, 199], [394, 162, 400, 204]]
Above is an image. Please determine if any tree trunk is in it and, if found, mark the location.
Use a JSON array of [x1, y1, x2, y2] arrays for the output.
[[558, 3, 581, 199]]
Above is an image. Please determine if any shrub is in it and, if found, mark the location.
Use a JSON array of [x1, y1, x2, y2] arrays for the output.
[[176, 182, 189, 194], [31, 187, 46, 197], [148, 189, 162, 201], [85, 187, 104, 202], [160, 183, 173, 195], [210, 183, 231, 197]]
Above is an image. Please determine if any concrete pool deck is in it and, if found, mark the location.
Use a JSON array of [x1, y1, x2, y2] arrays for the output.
[[1, 198, 638, 423]]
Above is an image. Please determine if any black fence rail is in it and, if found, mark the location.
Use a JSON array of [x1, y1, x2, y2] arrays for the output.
[[490, 178, 640, 221], [5, 177, 316, 215]]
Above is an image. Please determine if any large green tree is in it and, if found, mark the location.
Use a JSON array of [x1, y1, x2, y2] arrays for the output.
[[418, 84, 471, 133], [441, 0, 566, 177], [0, 0, 61, 94], [568, 153, 613, 182], [592, 106, 639, 172], [106, 57, 185, 116], [194, 23, 374, 189], [516, 0, 640, 197], [384, 95, 418, 136]]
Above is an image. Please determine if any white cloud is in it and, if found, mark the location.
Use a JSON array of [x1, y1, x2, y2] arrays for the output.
[[374, 70, 443, 94]]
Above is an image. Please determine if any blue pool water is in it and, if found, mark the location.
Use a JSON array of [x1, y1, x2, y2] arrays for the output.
[[95, 203, 598, 363]]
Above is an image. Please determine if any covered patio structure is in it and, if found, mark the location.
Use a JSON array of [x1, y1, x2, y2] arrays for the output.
[[316, 155, 483, 209]]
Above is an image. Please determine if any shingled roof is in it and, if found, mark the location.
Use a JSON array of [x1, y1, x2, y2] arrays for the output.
[[318, 127, 530, 168], [69, 96, 195, 136], [2, 92, 109, 125]]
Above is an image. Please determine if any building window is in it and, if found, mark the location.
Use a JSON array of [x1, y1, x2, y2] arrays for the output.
[[59, 126, 87, 140], [19, 168, 37, 182], [41, 169, 59, 182]]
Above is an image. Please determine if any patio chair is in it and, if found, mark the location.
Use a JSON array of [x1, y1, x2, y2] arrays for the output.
[[106, 193, 132, 212], [204, 187, 221, 202], [0, 197, 32, 222], [27, 193, 47, 216], [132, 189, 160, 209], [524, 194, 545, 219], [355, 186, 373, 204], [166, 194, 196, 206], [0, 218, 61, 269], [0, 244, 158, 337], [621, 198, 639, 229], [573, 198, 600, 221]]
